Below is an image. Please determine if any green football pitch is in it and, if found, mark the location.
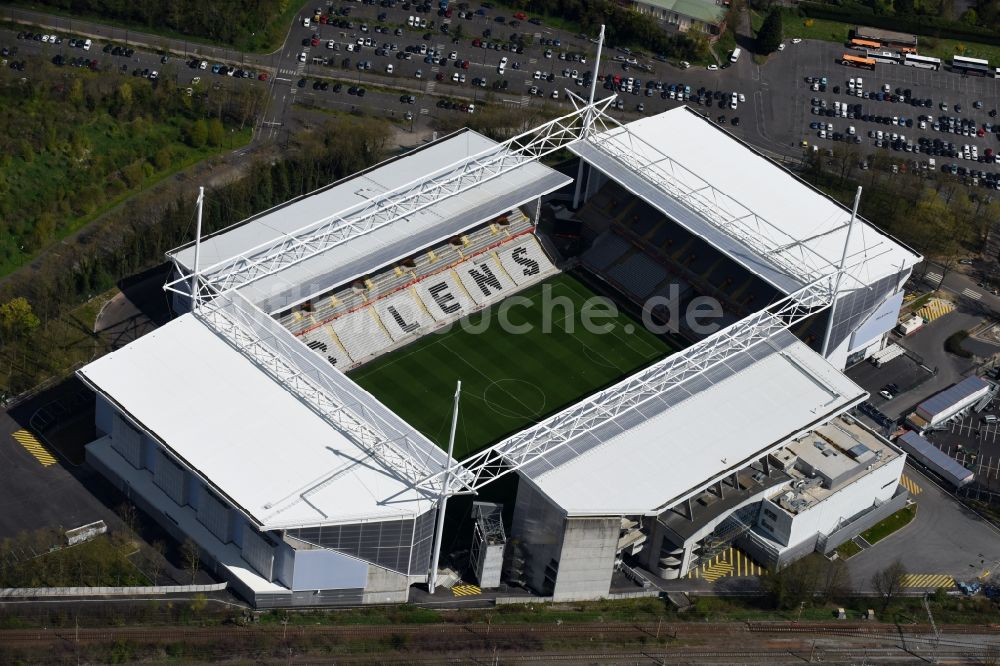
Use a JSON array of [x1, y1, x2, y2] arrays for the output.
[[349, 273, 675, 459]]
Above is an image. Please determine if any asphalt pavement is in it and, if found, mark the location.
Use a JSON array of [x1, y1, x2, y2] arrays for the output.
[[845, 463, 1000, 586]]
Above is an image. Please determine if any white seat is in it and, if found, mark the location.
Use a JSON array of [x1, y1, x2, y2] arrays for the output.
[[372, 289, 434, 341], [497, 236, 557, 286], [455, 256, 517, 305], [332, 308, 394, 362], [415, 271, 475, 321]]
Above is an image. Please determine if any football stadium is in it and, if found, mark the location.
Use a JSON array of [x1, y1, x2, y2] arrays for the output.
[[76, 96, 922, 606]]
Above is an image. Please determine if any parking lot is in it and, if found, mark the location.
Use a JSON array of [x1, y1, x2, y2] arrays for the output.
[[783, 41, 1000, 182], [926, 407, 1000, 487]]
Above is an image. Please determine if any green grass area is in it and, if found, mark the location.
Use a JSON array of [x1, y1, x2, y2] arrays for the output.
[[0, 121, 251, 279], [0, 60, 255, 278], [835, 539, 862, 559], [918, 36, 1000, 68], [349, 273, 673, 458], [779, 11, 1000, 64], [905, 292, 933, 312], [0, 534, 149, 587], [780, 13, 852, 43], [7, 0, 311, 54], [860, 505, 917, 545]]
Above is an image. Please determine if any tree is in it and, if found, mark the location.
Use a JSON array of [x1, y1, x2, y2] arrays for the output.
[[188, 119, 208, 148], [207, 118, 225, 147], [147, 540, 166, 585], [756, 8, 783, 55], [872, 559, 907, 612], [117, 502, 139, 537], [961, 8, 979, 24], [181, 538, 201, 584], [764, 555, 823, 609], [0, 297, 40, 342]]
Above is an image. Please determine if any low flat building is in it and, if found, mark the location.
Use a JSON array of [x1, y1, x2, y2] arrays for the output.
[[628, 0, 727, 37], [854, 25, 918, 49], [910, 376, 991, 428]]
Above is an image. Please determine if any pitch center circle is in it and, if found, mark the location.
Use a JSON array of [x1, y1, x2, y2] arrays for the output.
[[483, 378, 546, 420]]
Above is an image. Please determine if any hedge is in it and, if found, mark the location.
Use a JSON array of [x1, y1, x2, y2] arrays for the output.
[[796, 1, 1000, 47]]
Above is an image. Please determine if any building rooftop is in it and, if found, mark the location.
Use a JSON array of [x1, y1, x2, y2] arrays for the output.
[[169, 130, 571, 314], [773, 417, 901, 514], [516, 329, 866, 516], [916, 375, 991, 420], [638, 0, 726, 24], [78, 313, 443, 531], [570, 107, 921, 294], [854, 25, 918, 46]]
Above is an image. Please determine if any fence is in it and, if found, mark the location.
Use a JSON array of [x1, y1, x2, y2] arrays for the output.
[[0, 583, 228, 598], [494, 589, 661, 605]]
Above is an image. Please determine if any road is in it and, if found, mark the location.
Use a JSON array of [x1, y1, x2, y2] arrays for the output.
[[7, 2, 1000, 188]]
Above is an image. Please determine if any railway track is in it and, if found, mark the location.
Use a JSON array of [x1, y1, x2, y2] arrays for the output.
[[3, 620, 996, 643]]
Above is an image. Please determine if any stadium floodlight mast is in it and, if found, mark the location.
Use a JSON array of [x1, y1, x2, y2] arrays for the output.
[[164, 96, 614, 304], [190, 186, 205, 311], [820, 185, 862, 358], [428, 380, 461, 594], [572, 23, 605, 209]]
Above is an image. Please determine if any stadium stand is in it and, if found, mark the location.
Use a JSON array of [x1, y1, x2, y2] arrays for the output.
[[579, 232, 631, 271], [332, 309, 395, 363], [576, 181, 784, 342], [304, 326, 353, 368], [455, 257, 519, 305], [416, 270, 478, 321], [281, 211, 559, 370], [606, 252, 668, 301], [498, 237, 552, 286], [372, 290, 436, 341]]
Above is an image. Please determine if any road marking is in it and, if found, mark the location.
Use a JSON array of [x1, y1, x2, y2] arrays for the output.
[[12, 430, 57, 467], [687, 546, 766, 582], [925, 272, 942, 284], [901, 574, 955, 589], [962, 288, 982, 300], [452, 584, 481, 596], [899, 474, 922, 495]]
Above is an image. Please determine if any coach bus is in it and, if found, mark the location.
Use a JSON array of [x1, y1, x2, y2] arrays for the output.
[[904, 53, 942, 70], [849, 38, 881, 51], [841, 53, 876, 70], [952, 54, 990, 76], [866, 50, 903, 64]]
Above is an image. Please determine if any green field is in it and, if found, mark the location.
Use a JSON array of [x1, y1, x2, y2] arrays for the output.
[[349, 274, 674, 458]]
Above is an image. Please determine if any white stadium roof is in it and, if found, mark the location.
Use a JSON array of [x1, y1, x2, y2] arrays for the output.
[[516, 329, 865, 516], [571, 107, 920, 294], [169, 129, 571, 314], [79, 314, 439, 531]]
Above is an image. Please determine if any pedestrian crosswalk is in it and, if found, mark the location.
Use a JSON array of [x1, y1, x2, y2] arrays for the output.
[[12, 429, 57, 467], [925, 272, 943, 284], [961, 288, 982, 300], [901, 574, 955, 589], [899, 473, 922, 496], [452, 584, 481, 597], [687, 546, 767, 582]]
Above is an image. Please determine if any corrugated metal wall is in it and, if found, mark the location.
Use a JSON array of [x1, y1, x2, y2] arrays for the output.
[[197, 487, 231, 543], [110, 413, 142, 468], [241, 524, 275, 581], [153, 448, 186, 505]]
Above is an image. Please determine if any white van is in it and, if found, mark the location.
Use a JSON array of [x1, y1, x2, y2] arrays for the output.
[[729, 47, 741, 63], [302, 17, 311, 27], [83, 38, 92, 51]]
